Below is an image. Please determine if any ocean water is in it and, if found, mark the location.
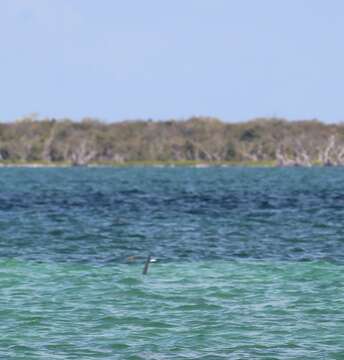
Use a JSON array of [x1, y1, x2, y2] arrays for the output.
[[0, 167, 343, 359]]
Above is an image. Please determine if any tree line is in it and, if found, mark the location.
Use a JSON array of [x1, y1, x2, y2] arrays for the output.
[[0, 116, 344, 166]]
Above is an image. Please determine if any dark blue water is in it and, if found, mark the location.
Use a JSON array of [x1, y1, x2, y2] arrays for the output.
[[0, 167, 343, 264], [1, 167, 344, 359]]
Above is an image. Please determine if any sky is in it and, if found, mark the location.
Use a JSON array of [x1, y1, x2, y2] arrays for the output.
[[1, 0, 344, 122]]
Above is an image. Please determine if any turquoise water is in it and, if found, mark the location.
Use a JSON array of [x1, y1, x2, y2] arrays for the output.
[[0, 167, 344, 359]]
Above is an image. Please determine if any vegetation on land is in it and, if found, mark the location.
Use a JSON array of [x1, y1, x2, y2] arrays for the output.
[[1, 116, 344, 166]]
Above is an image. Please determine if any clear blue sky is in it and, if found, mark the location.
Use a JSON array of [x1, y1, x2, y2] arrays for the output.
[[1, 0, 344, 122]]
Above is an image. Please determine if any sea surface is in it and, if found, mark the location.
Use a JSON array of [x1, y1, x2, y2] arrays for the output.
[[0, 167, 343, 359]]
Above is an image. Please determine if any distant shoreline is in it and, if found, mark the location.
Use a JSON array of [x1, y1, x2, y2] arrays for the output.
[[0, 117, 343, 167], [0, 160, 330, 168]]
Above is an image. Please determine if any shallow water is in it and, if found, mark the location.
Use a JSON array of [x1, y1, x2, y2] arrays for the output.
[[0, 167, 343, 359]]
